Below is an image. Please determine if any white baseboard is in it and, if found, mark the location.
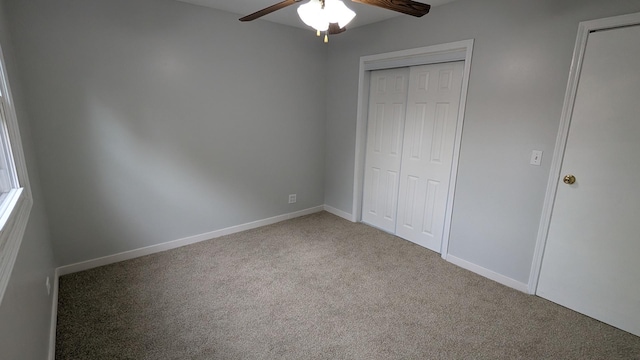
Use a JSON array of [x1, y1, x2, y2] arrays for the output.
[[48, 268, 59, 360], [445, 254, 529, 293], [323, 205, 353, 221], [56, 206, 324, 276]]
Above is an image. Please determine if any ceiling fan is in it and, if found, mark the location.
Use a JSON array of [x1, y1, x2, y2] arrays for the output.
[[240, 0, 431, 42]]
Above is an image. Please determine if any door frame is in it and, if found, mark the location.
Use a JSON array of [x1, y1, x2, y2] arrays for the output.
[[352, 39, 474, 258], [529, 12, 640, 294]]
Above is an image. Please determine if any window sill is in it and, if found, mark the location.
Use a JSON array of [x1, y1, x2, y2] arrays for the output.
[[0, 187, 33, 305]]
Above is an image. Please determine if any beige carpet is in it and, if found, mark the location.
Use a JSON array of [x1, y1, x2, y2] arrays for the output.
[[55, 212, 640, 359]]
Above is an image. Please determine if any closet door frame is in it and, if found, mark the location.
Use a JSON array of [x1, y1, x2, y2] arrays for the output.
[[352, 40, 474, 259]]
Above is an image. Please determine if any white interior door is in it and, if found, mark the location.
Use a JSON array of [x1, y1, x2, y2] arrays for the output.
[[395, 62, 464, 252], [537, 24, 640, 336], [361, 68, 409, 233]]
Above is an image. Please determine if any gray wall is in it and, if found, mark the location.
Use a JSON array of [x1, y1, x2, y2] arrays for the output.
[[324, 0, 640, 284], [6, 0, 328, 265], [0, 0, 57, 358]]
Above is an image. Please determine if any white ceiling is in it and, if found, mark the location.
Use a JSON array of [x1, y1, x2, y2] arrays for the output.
[[176, 0, 458, 30]]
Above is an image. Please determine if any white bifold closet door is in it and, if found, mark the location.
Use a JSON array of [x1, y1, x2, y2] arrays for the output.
[[361, 67, 410, 233], [362, 61, 464, 253]]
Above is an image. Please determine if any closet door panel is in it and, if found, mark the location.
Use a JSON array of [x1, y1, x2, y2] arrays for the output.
[[396, 62, 464, 252], [362, 68, 410, 232]]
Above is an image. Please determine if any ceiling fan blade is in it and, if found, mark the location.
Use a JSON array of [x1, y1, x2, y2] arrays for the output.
[[351, 0, 431, 17], [328, 23, 347, 35], [239, 0, 301, 22]]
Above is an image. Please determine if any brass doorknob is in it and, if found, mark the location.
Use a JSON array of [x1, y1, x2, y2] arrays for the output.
[[563, 174, 576, 185]]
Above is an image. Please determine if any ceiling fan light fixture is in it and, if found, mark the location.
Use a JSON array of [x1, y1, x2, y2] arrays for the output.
[[297, 0, 329, 31], [297, 0, 355, 32], [324, 0, 356, 28]]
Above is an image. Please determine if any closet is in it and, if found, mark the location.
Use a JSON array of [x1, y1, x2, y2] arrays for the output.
[[361, 61, 464, 253]]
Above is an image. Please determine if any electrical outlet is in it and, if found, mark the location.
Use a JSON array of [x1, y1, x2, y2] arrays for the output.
[[288, 194, 297, 204], [46, 276, 51, 295]]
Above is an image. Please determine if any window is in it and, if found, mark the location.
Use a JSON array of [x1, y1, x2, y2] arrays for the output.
[[0, 86, 18, 203], [0, 42, 33, 305]]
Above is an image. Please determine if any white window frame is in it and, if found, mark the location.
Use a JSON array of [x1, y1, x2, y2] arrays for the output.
[[0, 42, 33, 306]]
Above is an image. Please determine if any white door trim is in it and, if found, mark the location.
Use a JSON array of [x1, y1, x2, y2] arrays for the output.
[[529, 12, 640, 295], [352, 39, 474, 259]]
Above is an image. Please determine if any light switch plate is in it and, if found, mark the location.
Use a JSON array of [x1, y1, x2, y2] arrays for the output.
[[530, 150, 543, 166]]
